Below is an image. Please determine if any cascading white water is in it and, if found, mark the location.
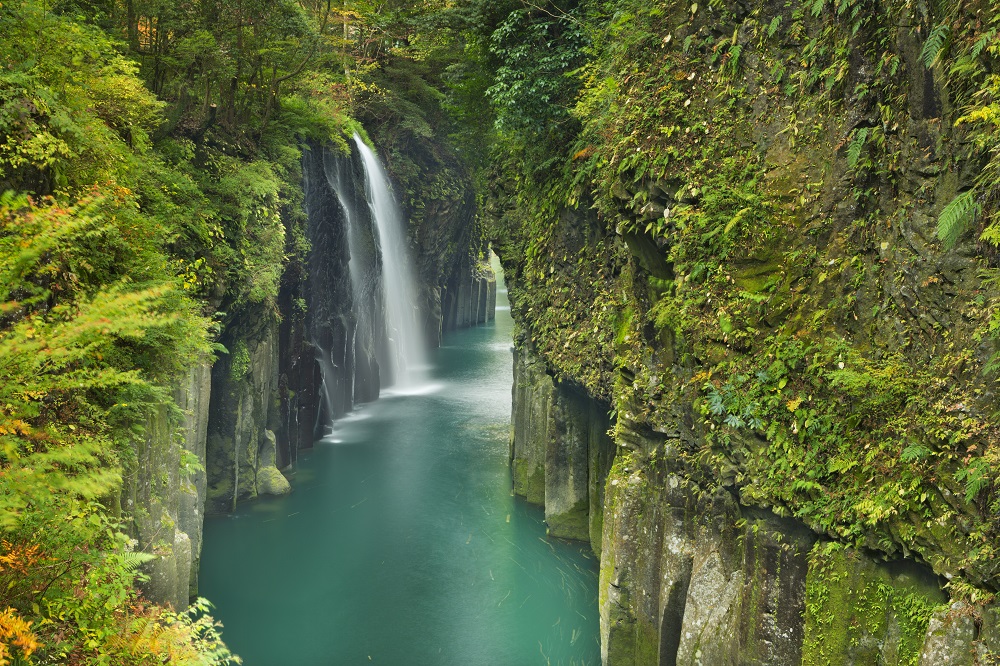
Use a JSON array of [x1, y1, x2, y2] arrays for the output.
[[353, 134, 427, 385], [324, 151, 369, 406]]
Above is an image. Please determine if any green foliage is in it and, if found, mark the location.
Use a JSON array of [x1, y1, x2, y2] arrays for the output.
[[695, 336, 997, 557], [802, 543, 940, 666], [229, 341, 252, 382], [846, 128, 869, 170], [1, 508, 240, 664], [920, 23, 951, 68], [0, 190, 237, 662], [486, 7, 587, 167], [0, 191, 210, 522], [937, 189, 979, 248], [0, 0, 164, 193]]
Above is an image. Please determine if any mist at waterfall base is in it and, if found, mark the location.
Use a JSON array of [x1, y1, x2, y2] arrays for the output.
[[200, 264, 601, 665]]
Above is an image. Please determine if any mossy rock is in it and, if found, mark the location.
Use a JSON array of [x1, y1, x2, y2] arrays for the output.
[[546, 496, 590, 541], [256, 465, 291, 496], [802, 543, 945, 666]]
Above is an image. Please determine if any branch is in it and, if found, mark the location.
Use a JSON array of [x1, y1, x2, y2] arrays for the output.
[[517, 0, 583, 27]]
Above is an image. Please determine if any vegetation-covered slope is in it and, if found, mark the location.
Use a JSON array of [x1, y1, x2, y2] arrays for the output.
[[0, 0, 468, 661], [474, 0, 1000, 593], [434, 0, 1000, 660]]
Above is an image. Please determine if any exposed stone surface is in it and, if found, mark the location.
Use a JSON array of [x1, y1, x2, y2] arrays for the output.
[[442, 255, 497, 336], [174, 362, 213, 599], [121, 361, 212, 609], [511, 344, 614, 546], [919, 604, 977, 666], [206, 321, 283, 513], [596, 421, 817, 666], [256, 430, 291, 496]]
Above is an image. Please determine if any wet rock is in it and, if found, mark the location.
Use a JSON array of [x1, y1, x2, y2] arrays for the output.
[[919, 603, 976, 666], [256, 430, 291, 496]]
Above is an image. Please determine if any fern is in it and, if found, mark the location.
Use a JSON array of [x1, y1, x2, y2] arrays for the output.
[[767, 15, 781, 38], [955, 457, 991, 503], [900, 443, 931, 462], [920, 23, 950, 68], [846, 127, 868, 169], [971, 29, 996, 59], [937, 189, 979, 248], [116, 550, 157, 573], [726, 44, 743, 76], [979, 219, 1000, 247]]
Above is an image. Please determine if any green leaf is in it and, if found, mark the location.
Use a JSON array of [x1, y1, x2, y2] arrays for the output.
[[920, 23, 949, 68], [936, 190, 979, 249], [901, 443, 931, 462], [767, 16, 781, 38], [971, 29, 996, 59], [846, 127, 868, 169]]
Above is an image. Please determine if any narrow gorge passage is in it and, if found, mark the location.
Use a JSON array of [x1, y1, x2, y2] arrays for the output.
[[200, 261, 601, 665]]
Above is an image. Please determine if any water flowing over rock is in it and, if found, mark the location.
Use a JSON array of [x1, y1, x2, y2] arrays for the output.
[[353, 134, 428, 385], [304, 143, 386, 425]]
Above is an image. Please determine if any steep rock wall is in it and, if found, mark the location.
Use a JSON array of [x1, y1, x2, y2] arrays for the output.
[[206, 318, 289, 515], [442, 253, 497, 336], [122, 361, 212, 608], [510, 343, 615, 547], [496, 0, 1000, 662], [511, 345, 1000, 663]]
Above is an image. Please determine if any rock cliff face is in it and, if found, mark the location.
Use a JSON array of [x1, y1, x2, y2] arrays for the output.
[[511, 344, 615, 546], [122, 362, 212, 609], [206, 318, 289, 515], [443, 253, 497, 336], [511, 340, 1000, 663], [498, 0, 1000, 662]]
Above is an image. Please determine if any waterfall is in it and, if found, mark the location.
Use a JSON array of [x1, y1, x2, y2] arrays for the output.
[[323, 152, 371, 405], [353, 134, 427, 385], [301, 137, 426, 435]]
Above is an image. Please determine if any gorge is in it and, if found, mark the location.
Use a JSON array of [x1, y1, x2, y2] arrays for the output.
[[200, 259, 602, 664], [3, 0, 1000, 664]]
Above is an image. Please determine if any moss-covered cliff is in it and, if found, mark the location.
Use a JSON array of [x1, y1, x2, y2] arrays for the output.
[[472, 0, 1000, 661]]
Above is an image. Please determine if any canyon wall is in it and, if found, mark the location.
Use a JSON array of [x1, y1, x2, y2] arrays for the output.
[[498, 0, 1000, 662]]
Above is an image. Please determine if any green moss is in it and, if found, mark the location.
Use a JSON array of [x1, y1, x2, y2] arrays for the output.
[[732, 257, 782, 294], [802, 543, 943, 666], [546, 496, 590, 540], [229, 340, 251, 382], [512, 458, 545, 506]]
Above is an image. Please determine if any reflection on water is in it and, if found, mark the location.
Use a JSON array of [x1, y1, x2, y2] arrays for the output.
[[200, 264, 601, 666]]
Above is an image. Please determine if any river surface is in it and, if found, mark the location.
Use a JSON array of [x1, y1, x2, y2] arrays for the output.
[[200, 265, 601, 665]]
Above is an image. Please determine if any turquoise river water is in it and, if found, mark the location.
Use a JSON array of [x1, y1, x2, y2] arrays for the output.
[[200, 269, 601, 665]]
